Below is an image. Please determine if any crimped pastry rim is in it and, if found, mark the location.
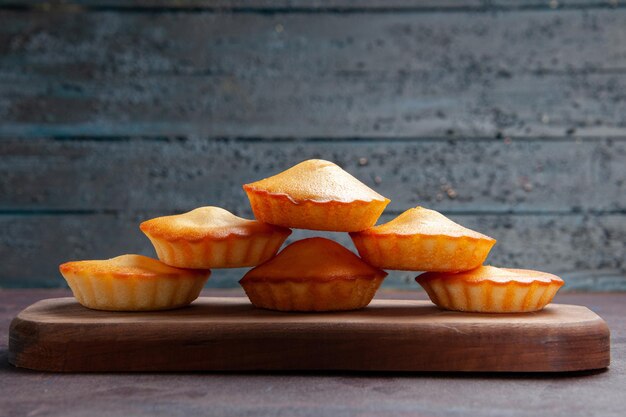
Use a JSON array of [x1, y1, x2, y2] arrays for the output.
[[416, 269, 564, 288], [243, 184, 391, 205], [59, 262, 210, 280], [140, 220, 292, 243], [350, 230, 496, 242], [240, 271, 388, 284]]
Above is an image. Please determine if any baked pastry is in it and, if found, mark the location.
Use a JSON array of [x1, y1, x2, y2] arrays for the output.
[[240, 237, 387, 311], [416, 266, 564, 313], [140, 206, 291, 269], [243, 159, 390, 232], [59, 254, 210, 311], [350, 206, 496, 271]]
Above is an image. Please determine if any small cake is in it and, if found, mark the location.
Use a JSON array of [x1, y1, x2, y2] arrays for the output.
[[243, 159, 390, 232], [416, 266, 564, 313], [59, 254, 210, 311], [240, 237, 387, 312], [140, 206, 291, 269], [350, 206, 496, 272]]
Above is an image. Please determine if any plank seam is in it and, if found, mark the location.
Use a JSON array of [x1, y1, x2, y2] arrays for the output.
[[0, 2, 624, 14], [3, 136, 626, 143]]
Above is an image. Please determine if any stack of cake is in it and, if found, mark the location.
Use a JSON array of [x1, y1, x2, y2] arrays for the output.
[[60, 159, 563, 313]]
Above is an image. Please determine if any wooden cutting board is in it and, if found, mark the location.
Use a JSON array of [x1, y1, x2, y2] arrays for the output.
[[9, 297, 610, 373]]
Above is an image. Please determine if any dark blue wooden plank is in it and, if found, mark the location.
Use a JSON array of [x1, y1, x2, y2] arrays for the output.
[[0, 0, 622, 12], [1, 9, 626, 137], [2, 137, 625, 213]]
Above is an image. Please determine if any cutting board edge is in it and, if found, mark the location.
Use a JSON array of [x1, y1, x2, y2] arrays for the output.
[[8, 297, 611, 373]]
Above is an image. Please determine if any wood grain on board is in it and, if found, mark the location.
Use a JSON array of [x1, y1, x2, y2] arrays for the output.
[[8, 297, 611, 372], [2, 290, 625, 417]]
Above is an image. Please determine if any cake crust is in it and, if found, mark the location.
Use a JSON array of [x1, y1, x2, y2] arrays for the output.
[[350, 206, 496, 271], [416, 266, 564, 313], [243, 159, 388, 203], [140, 207, 291, 268], [59, 255, 210, 311], [140, 206, 290, 241], [240, 237, 387, 311], [243, 160, 390, 232]]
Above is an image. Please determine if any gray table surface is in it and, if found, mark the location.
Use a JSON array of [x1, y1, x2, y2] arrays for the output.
[[1, 289, 624, 417]]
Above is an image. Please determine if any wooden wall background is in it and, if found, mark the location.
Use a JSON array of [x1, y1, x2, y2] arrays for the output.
[[0, 0, 625, 290]]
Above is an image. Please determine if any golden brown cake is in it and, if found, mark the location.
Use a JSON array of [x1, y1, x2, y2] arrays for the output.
[[243, 159, 390, 232], [350, 206, 496, 272], [140, 206, 291, 269], [59, 254, 210, 311], [240, 237, 387, 311], [416, 266, 564, 313]]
